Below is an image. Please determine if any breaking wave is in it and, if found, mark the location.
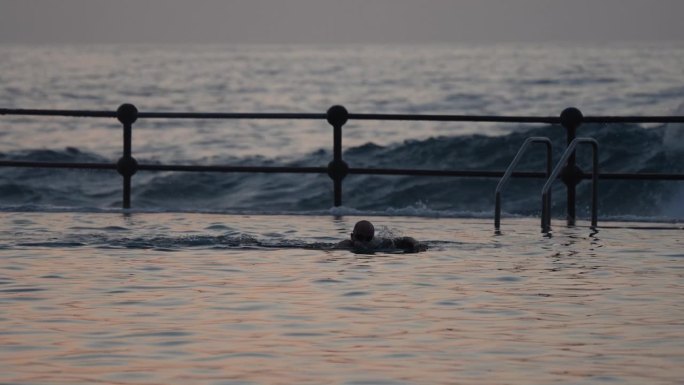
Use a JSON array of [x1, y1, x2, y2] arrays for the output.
[[1, 123, 683, 221]]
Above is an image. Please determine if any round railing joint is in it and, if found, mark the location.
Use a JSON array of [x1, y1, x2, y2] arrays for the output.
[[560, 107, 583, 129], [117, 103, 138, 125], [116, 156, 139, 177], [327, 160, 349, 181], [326, 105, 348, 127]]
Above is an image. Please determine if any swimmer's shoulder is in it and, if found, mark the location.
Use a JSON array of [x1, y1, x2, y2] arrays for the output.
[[393, 236, 428, 252], [335, 237, 426, 253], [334, 239, 354, 249]]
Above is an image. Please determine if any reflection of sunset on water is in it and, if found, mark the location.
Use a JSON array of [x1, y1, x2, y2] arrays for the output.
[[1, 213, 682, 384]]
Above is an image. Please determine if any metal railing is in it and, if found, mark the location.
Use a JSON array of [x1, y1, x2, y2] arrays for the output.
[[1, 105, 684, 225], [495, 137, 553, 231], [542, 138, 599, 232]]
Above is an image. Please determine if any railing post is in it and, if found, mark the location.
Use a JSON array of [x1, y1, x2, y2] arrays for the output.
[[559, 107, 583, 226], [116, 103, 139, 209], [326, 105, 349, 207], [542, 138, 599, 232]]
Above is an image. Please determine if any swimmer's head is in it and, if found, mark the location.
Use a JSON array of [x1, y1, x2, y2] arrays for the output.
[[351, 220, 374, 242]]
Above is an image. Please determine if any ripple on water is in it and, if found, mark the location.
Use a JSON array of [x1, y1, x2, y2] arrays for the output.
[[0, 214, 683, 384], [343, 380, 414, 385], [17, 242, 85, 247], [343, 291, 369, 297], [494, 275, 523, 282], [0, 287, 46, 293], [336, 306, 375, 312], [313, 278, 343, 284]]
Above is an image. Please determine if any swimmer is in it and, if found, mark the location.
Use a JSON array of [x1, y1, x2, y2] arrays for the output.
[[335, 220, 427, 253]]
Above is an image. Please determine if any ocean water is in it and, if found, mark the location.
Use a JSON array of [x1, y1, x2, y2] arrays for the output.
[[1, 43, 684, 218], [1, 43, 684, 384]]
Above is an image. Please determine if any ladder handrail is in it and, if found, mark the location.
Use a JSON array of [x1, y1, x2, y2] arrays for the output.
[[495, 137, 553, 230], [541, 138, 599, 232]]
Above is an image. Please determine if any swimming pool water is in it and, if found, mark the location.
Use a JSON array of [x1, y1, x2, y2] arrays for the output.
[[0, 213, 682, 384]]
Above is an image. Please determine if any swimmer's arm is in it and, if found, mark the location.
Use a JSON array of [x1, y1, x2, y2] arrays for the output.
[[334, 239, 354, 249], [393, 237, 427, 252]]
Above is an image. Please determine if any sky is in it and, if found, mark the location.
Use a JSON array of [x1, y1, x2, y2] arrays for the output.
[[1, 0, 683, 44]]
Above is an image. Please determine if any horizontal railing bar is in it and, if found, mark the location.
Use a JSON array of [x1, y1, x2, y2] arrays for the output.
[[139, 164, 327, 173], [0, 160, 542, 177], [2, 108, 683, 124], [139, 112, 327, 120], [348, 114, 559, 123], [0, 109, 117, 118], [348, 169, 543, 178], [582, 116, 684, 124], [582, 172, 684, 181], [1, 160, 683, 180], [0, 160, 117, 170], [0, 109, 325, 120]]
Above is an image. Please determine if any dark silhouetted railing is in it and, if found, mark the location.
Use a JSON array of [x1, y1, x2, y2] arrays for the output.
[[542, 138, 599, 232], [1, 105, 684, 228], [495, 137, 553, 231]]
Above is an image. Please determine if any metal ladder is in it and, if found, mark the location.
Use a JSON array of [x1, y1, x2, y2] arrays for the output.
[[495, 137, 553, 231], [541, 138, 599, 232]]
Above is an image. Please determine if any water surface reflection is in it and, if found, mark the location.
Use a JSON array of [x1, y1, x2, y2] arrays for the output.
[[0, 213, 682, 384]]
